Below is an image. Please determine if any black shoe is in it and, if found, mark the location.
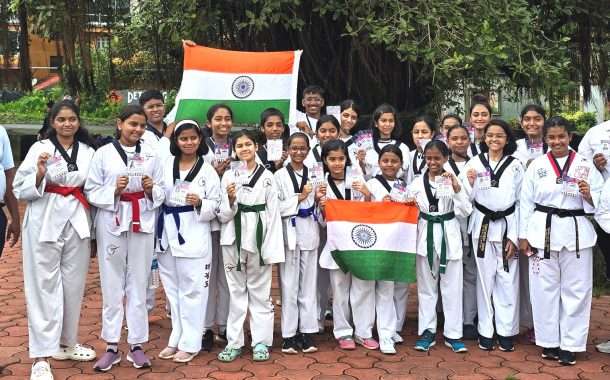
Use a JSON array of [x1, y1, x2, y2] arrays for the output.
[[541, 347, 559, 360], [282, 336, 299, 354], [497, 335, 514, 352], [478, 335, 494, 351], [300, 333, 318, 353], [558, 349, 576, 366], [463, 324, 478, 340], [201, 329, 214, 352]]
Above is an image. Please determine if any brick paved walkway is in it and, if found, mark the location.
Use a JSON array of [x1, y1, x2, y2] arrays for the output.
[[0, 226, 609, 379]]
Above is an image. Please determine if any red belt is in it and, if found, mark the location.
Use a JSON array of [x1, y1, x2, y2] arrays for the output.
[[45, 184, 90, 210], [120, 191, 146, 232]]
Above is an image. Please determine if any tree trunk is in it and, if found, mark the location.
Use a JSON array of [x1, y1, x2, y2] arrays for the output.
[[17, 0, 31, 92], [62, 0, 80, 95], [0, 0, 9, 87], [76, 0, 95, 93]]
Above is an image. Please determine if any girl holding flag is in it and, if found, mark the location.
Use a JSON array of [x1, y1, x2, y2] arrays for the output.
[[217, 130, 284, 362], [519, 116, 602, 365], [316, 139, 373, 350], [460, 119, 523, 352], [202, 103, 233, 351], [156, 120, 221, 363], [366, 144, 413, 353], [409, 140, 471, 353], [274, 132, 319, 354], [86, 105, 165, 371], [14, 100, 97, 380]]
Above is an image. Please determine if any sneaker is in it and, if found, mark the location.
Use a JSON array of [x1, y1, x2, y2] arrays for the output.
[[355, 335, 380, 350], [380, 338, 396, 354], [558, 349, 576, 366], [498, 335, 514, 352], [414, 330, 436, 352], [93, 350, 121, 372], [463, 324, 478, 340], [281, 336, 299, 354], [541, 347, 559, 360], [31, 360, 53, 380], [300, 333, 318, 353], [126, 346, 151, 369], [202, 329, 214, 352], [392, 332, 404, 344], [478, 335, 494, 351], [595, 340, 610, 354], [337, 336, 356, 350], [444, 337, 468, 353]]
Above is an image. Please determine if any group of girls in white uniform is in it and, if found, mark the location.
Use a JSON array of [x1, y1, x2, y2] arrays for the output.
[[16, 91, 607, 380]]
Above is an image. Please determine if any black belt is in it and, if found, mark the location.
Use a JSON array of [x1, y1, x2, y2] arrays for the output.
[[474, 201, 515, 272], [534, 204, 588, 259]]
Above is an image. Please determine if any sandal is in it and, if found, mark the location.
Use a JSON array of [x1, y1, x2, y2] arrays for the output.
[[173, 350, 198, 363], [252, 343, 270, 361], [52, 343, 96, 361], [158, 346, 177, 360], [218, 346, 242, 362]]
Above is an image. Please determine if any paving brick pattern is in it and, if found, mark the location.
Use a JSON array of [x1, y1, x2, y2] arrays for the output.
[[1, 208, 609, 379]]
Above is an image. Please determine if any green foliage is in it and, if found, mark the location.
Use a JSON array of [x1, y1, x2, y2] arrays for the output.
[[559, 111, 598, 134], [0, 87, 121, 125]]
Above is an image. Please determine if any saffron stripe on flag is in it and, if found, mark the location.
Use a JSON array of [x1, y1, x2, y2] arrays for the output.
[[175, 99, 290, 126], [325, 199, 419, 224], [332, 250, 417, 283], [183, 45, 295, 74]]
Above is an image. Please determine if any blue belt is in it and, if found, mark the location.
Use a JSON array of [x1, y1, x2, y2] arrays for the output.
[[156, 204, 194, 250], [291, 205, 316, 227]]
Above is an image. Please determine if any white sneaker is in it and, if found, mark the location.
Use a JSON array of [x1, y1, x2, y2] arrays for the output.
[[392, 332, 404, 344], [31, 361, 54, 380], [596, 340, 610, 354], [380, 338, 396, 354]]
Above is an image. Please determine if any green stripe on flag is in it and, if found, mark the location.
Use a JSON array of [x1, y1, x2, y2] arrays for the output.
[[331, 250, 417, 283], [176, 99, 291, 125]]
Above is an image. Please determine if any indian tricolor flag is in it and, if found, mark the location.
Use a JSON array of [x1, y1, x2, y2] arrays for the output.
[[171, 44, 302, 126], [325, 200, 419, 283]]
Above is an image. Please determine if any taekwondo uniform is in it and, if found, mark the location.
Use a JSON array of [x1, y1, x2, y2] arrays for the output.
[[85, 139, 164, 345], [218, 164, 284, 349], [14, 138, 94, 357], [157, 155, 221, 352], [519, 150, 603, 352]]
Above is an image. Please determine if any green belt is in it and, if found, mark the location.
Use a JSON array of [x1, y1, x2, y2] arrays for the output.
[[235, 203, 266, 271], [420, 211, 455, 275]]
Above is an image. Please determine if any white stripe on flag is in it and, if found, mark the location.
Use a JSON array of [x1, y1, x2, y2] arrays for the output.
[[327, 221, 417, 253], [178, 70, 293, 101]]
